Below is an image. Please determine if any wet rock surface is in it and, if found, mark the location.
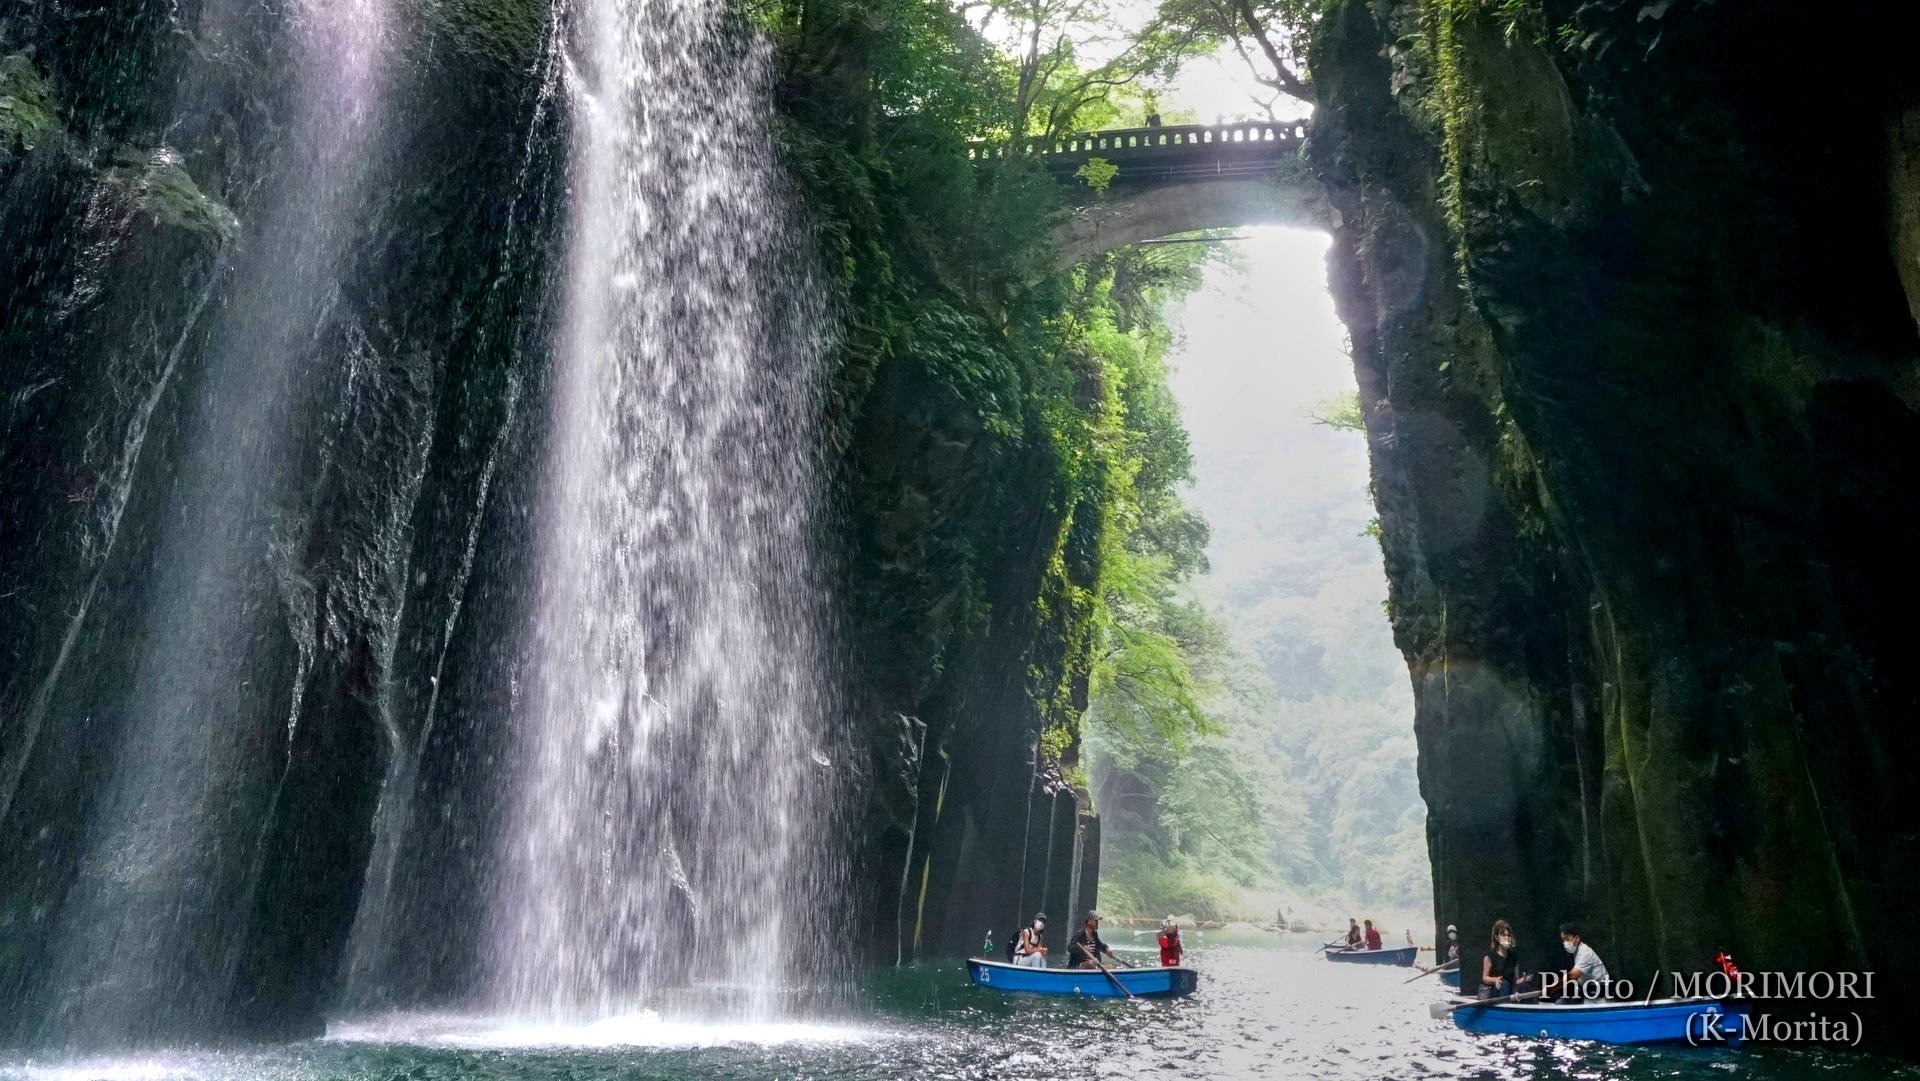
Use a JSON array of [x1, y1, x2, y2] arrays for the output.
[[1309, 0, 1920, 1049]]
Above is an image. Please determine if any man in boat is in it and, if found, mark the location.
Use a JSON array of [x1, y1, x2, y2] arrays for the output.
[[1363, 919, 1383, 950], [1068, 910, 1122, 969], [1158, 916, 1184, 967], [1013, 912, 1049, 968], [1556, 922, 1612, 1001], [1344, 919, 1363, 950]]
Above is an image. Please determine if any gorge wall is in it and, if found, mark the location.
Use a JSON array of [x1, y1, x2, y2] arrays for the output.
[[1309, 0, 1920, 1042], [0, 0, 1097, 1046]]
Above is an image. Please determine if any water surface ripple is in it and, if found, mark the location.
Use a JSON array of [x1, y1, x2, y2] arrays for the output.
[[4, 936, 1911, 1080]]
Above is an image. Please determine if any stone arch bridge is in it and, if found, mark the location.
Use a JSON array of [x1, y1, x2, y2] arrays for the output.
[[969, 120, 1330, 263]]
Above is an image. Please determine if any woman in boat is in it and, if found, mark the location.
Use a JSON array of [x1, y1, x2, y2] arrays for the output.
[[1013, 912, 1049, 968], [1345, 919, 1363, 949], [1479, 919, 1534, 999], [1158, 917, 1183, 967]]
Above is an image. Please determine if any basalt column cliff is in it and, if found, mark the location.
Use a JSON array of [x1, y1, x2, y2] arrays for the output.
[[1310, 0, 1920, 1039]]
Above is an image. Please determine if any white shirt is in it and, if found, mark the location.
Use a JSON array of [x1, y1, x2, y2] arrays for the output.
[[1570, 942, 1610, 985]]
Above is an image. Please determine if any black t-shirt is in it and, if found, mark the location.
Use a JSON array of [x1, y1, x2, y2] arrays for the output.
[[1481, 947, 1520, 988], [1069, 929, 1109, 964]]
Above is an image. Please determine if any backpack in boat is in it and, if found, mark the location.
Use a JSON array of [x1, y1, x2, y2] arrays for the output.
[[1007, 926, 1039, 962]]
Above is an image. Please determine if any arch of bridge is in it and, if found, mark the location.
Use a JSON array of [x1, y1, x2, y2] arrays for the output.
[[969, 120, 1331, 263]]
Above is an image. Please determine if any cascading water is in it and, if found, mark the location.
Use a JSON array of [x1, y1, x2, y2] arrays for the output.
[[23, 0, 392, 1047], [486, 0, 838, 1022]]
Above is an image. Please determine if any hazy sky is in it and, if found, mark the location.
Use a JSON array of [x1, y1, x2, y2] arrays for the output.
[[1164, 229, 1351, 445], [1161, 229, 1384, 593]]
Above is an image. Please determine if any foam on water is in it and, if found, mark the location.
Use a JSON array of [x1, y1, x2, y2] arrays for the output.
[[0, 1061, 191, 1081], [325, 1012, 884, 1050]]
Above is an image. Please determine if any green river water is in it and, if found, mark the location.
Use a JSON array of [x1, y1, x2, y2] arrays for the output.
[[3, 933, 1910, 1080]]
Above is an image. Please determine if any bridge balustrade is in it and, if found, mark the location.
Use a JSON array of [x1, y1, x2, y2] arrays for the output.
[[968, 121, 1308, 160], [967, 120, 1309, 184]]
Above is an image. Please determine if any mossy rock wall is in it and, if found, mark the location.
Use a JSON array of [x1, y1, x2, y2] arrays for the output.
[[1311, 0, 1920, 1044], [0, 0, 569, 1042]]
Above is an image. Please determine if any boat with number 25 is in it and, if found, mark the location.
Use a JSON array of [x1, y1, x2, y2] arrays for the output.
[[966, 958, 1200, 998]]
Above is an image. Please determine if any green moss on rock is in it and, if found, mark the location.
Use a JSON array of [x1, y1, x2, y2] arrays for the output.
[[98, 147, 240, 243], [0, 51, 61, 153]]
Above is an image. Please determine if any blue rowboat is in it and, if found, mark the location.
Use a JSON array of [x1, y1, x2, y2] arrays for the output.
[[1440, 968, 1461, 989], [1446, 996, 1748, 1046], [966, 958, 1199, 998], [1324, 945, 1418, 966]]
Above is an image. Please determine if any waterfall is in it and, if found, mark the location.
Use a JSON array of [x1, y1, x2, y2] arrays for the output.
[[24, 0, 393, 1047], [486, 0, 836, 1022]]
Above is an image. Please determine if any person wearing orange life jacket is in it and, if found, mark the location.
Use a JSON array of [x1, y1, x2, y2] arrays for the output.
[[1158, 917, 1184, 967]]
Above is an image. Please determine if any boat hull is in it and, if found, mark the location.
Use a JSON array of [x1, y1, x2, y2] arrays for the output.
[[1449, 997, 1747, 1046], [1440, 969, 1461, 989], [1325, 945, 1418, 966], [966, 958, 1199, 998]]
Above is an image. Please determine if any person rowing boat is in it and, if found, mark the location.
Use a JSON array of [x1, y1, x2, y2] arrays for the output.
[[1478, 919, 1535, 999], [1068, 911, 1124, 970], [1554, 922, 1612, 1002], [1418, 923, 1460, 975]]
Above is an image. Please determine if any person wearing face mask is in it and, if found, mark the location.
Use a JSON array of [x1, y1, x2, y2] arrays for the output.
[[1558, 922, 1611, 1000], [1419, 924, 1460, 975], [1478, 919, 1534, 999], [1013, 912, 1050, 968]]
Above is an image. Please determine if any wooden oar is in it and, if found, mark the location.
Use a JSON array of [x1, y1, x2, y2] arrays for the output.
[[1314, 936, 1347, 954], [1404, 959, 1459, 984], [1427, 989, 1542, 1019], [1093, 957, 1137, 1000]]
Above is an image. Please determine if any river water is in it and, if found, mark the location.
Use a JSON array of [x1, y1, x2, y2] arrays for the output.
[[3, 933, 1909, 1081]]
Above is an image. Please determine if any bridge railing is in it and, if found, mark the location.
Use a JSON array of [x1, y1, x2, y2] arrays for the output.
[[967, 120, 1309, 162]]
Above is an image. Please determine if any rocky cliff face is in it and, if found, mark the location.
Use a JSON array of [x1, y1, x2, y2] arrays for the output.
[[1, 0, 566, 1042], [0, 0, 1094, 1044], [837, 328, 1102, 963], [1310, 0, 1920, 1040]]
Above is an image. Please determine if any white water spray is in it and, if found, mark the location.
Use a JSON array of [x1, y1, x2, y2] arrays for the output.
[[488, 0, 835, 1021]]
